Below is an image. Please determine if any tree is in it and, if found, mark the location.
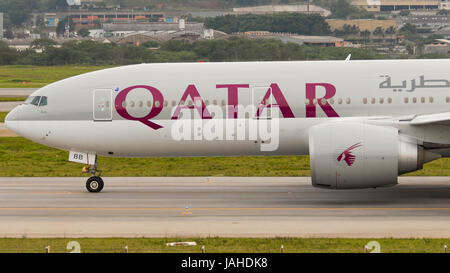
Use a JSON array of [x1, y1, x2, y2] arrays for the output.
[[56, 17, 75, 36], [360, 30, 371, 43], [385, 26, 396, 35], [3, 30, 14, 39], [78, 28, 90, 38], [328, 0, 374, 19], [236, 0, 271, 6], [399, 10, 411, 17], [0, 41, 20, 64], [204, 13, 331, 35], [399, 23, 417, 34], [373, 27, 384, 37], [330, 0, 353, 19], [30, 38, 57, 51]]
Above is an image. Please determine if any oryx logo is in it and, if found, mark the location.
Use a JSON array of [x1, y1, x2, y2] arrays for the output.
[[337, 142, 362, 166]]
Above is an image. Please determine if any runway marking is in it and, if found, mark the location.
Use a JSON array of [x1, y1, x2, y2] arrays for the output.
[[0, 191, 83, 195], [0, 207, 449, 211]]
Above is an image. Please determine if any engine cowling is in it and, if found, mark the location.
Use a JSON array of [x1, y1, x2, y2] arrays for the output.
[[309, 122, 440, 189]]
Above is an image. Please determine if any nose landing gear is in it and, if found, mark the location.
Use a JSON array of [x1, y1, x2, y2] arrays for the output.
[[83, 159, 104, 193], [86, 176, 104, 193]]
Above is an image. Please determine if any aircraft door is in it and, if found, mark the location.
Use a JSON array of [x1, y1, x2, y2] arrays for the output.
[[93, 89, 112, 121]]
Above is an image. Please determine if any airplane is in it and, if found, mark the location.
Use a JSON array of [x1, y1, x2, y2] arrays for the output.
[[5, 59, 450, 192]]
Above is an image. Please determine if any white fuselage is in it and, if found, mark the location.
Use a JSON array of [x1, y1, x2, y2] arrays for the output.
[[5, 60, 450, 158]]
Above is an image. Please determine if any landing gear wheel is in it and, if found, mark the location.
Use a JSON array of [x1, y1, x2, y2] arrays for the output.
[[86, 176, 104, 193]]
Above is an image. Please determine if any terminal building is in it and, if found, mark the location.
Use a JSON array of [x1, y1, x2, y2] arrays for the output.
[[236, 31, 347, 47], [0, 13, 3, 39], [351, 0, 443, 11], [43, 11, 179, 27], [232, 4, 332, 17], [398, 14, 449, 32]]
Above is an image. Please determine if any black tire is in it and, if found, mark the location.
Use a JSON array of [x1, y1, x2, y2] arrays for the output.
[[86, 176, 104, 193]]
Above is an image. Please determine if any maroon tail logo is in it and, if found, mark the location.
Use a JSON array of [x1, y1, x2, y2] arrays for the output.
[[337, 142, 362, 166]]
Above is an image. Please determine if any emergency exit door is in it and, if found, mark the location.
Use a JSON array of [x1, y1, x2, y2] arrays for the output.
[[93, 89, 112, 121]]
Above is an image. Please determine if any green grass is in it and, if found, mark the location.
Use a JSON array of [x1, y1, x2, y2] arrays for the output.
[[1, 137, 450, 176], [0, 238, 447, 253], [0, 97, 25, 102], [0, 65, 112, 88], [0, 137, 310, 177], [0, 112, 7, 122]]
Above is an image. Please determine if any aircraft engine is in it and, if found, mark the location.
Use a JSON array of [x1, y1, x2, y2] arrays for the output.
[[309, 123, 440, 189]]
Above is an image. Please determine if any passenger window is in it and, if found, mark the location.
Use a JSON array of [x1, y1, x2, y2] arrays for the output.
[[39, 96, 47, 107], [387, 98, 392, 104], [362, 98, 367, 104]]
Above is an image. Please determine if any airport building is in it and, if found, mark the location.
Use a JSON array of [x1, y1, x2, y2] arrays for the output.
[[423, 38, 450, 53], [103, 22, 204, 35], [326, 19, 398, 32], [236, 31, 347, 47], [102, 21, 224, 44], [441, 0, 450, 9], [232, 4, 332, 17], [43, 11, 180, 27], [398, 14, 449, 32], [351, 0, 441, 11], [435, 26, 450, 38], [0, 13, 3, 39]]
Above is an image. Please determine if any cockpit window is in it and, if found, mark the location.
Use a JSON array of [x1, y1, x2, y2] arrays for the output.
[[39, 96, 47, 106], [30, 96, 41, 106], [24, 96, 36, 105], [24, 96, 47, 107]]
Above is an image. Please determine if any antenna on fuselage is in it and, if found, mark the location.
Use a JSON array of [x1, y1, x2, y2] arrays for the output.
[[345, 54, 351, 61]]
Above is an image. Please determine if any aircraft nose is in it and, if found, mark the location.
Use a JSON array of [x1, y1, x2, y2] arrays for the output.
[[5, 107, 20, 135]]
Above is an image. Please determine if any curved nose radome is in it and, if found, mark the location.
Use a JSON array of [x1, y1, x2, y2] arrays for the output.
[[5, 107, 20, 135]]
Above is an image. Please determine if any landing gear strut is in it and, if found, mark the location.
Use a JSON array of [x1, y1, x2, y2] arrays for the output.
[[83, 158, 104, 193]]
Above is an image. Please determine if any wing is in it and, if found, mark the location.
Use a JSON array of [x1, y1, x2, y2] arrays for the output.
[[407, 112, 450, 126]]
